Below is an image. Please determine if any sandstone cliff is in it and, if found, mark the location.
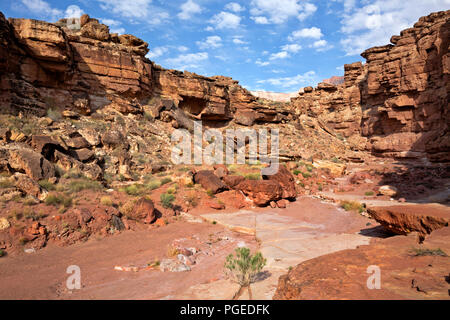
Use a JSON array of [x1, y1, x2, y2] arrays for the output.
[[292, 10, 450, 162], [0, 13, 288, 127]]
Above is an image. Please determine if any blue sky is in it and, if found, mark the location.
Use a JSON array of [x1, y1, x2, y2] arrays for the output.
[[1, 0, 449, 93]]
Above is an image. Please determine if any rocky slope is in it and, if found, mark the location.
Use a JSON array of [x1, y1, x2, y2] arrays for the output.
[[292, 10, 450, 162]]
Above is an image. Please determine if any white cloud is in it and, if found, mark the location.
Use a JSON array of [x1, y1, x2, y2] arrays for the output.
[[310, 39, 334, 52], [21, 0, 63, 20], [249, 0, 317, 24], [97, 0, 169, 25], [251, 16, 270, 24], [165, 52, 209, 70], [281, 43, 302, 53], [65, 5, 83, 18], [100, 18, 125, 34], [233, 36, 248, 45], [178, 0, 202, 20], [297, 2, 317, 21], [339, 0, 450, 55], [289, 27, 323, 40], [146, 46, 169, 59], [209, 11, 242, 29], [269, 51, 290, 60], [196, 36, 223, 49], [178, 46, 189, 52], [255, 59, 270, 66], [257, 71, 317, 88], [225, 2, 245, 12]]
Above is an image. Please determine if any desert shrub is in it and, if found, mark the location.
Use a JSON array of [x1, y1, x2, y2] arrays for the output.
[[340, 200, 364, 213], [411, 248, 447, 257], [365, 191, 374, 196], [65, 179, 102, 193], [167, 187, 176, 194], [45, 193, 72, 208], [167, 245, 180, 257], [38, 179, 56, 191], [293, 169, 301, 175], [122, 184, 146, 196], [184, 193, 198, 208], [301, 172, 312, 178], [160, 177, 172, 185], [147, 180, 162, 190], [224, 247, 266, 299], [160, 193, 175, 208], [100, 196, 113, 206], [119, 199, 136, 217], [46, 108, 62, 121], [0, 249, 4, 257], [244, 173, 260, 180]]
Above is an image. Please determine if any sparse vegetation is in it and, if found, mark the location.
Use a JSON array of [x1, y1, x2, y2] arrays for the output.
[[45, 193, 73, 208], [225, 247, 266, 300], [100, 196, 113, 206], [244, 173, 261, 180], [340, 200, 364, 213], [160, 177, 172, 185], [411, 248, 448, 257], [0, 249, 4, 257], [38, 179, 56, 190], [160, 193, 175, 208], [365, 191, 374, 196], [64, 179, 103, 193], [167, 245, 180, 257]]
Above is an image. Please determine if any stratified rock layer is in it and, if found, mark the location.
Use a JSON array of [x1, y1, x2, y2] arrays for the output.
[[292, 10, 450, 162]]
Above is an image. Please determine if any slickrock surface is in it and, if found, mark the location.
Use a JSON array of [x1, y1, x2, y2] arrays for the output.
[[274, 226, 450, 300]]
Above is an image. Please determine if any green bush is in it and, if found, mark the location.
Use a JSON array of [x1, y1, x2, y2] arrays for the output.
[[224, 247, 266, 288], [160, 193, 175, 208], [340, 200, 364, 213], [244, 173, 261, 180], [293, 169, 301, 175], [38, 179, 56, 191], [45, 193, 72, 207], [301, 172, 312, 178], [365, 191, 374, 196], [65, 179, 102, 193], [160, 177, 172, 185]]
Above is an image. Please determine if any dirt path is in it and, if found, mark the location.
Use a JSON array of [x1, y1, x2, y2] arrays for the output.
[[0, 196, 380, 300]]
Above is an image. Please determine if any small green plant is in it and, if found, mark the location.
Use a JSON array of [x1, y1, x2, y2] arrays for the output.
[[301, 172, 312, 178], [244, 173, 261, 180], [293, 169, 301, 175], [45, 193, 73, 208], [147, 180, 162, 190], [38, 179, 56, 191], [206, 189, 215, 198], [365, 191, 374, 196], [160, 193, 175, 209], [411, 248, 448, 257], [65, 179, 102, 193], [46, 108, 62, 121], [224, 247, 267, 300], [340, 200, 364, 213], [0, 249, 4, 257], [160, 177, 172, 185]]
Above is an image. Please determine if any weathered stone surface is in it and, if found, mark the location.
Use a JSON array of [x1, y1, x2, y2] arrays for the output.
[[5, 146, 55, 180], [193, 170, 227, 194], [222, 175, 245, 189], [236, 180, 283, 206], [12, 173, 48, 201], [130, 198, 156, 224], [262, 165, 297, 199], [367, 204, 450, 241], [292, 10, 450, 162]]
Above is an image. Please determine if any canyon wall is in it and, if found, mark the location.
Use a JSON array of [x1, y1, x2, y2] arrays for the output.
[[292, 10, 449, 162], [0, 13, 288, 127]]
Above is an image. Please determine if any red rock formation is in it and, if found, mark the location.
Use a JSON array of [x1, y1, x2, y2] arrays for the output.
[[292, 10, 450, 162], [0, 12, 284, 126]]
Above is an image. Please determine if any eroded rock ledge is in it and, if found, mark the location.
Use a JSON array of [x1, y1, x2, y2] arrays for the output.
[[291, 10, 450, 162]]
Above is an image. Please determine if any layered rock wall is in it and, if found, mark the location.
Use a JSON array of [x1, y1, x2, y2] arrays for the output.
[[292, 10, 450, 162]]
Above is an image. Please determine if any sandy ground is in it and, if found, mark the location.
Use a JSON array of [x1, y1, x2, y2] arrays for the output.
[[0, 196, 379, 300]]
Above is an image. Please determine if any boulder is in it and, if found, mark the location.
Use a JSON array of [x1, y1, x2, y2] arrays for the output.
[[262, 164, 297, 199], [130, 198, 156, 224], [222, 175, 245, 189], [378, 185, 398, 197], [12, 173, 48, 201], [367, 204, 450, 242], [193, 170, 227, 194], [236, 180, 283, 206], [7, 146, 55, 180]]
